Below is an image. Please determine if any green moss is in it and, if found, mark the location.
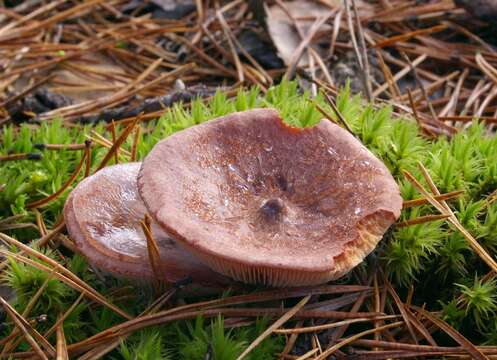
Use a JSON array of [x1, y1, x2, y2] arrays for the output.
[[119, 329, 173, 360], [1, 79, 497, 350], [174, 316, 283, 360], [3, 249, 72, 313]]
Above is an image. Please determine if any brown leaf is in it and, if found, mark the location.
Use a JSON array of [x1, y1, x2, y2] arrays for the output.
[[265, 0, 373, 67]]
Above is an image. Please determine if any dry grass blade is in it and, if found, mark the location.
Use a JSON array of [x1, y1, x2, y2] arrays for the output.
[[22, 268, 55, 314], [140, 213, 164, 286], [350, 338, 494, 353], [312, 99, 339, 126], [407, 88, 437, 138], [33, 142, 93, 151], [403, 170, 497, 273], [323, 92, 355, 135], [402, 52, 439, 123], [385, 281, 423, 345], [274, 315, 398, 334], [78, 288, 177, 360], [374, 55, 427, 98], [87, 132, 131, 158], [77, 339, 122, 360], [476, 53, 497, 85], [329, 285, 370, 343], [350, 0, 373, 101], [286, 13, 334, 79], [96, 114, 141, 171], [347, 344, 497, 359], [216, 10, 244, 83], [439, 115, 497, 124], [0, 152, 42, 162], [0, 74, 53, 108], [315, 321, 404, 360], [39, 58, 163, 119], [0, 214, 25, 226], [0, 296, 54, 359], [36, 219, 66, 247], [140, 288, 177, 316], [0, 232, 132, 319], [84, 140, 92, 177], [33, 212, 48, 235], [0, 222, 38, 232], [45, 293, 85, 338], [344, 0, 362, 71], [0, 0, 105, 42], [329, 10, 342, 58], [54, 282, 365, 350], [396, 213, 451, 228], [161, 284, 370, 317], [413, 306, 489, 360], [56, 323, 69, 360], [42, 62, 194, 122], [0, 248, 132, 321], [372, 274, 381, 347], [376, 49, 401, 98], [27, 150, 87, 209], [0, 221, 65, 271], [338, 350, 459, 359], [68, 306, 382, 353], [236, 295, 311, 360], [486, 189, 497, 207], [306, 290, 367, 312], [439, 68, 469, 117], [279, 319, 304, 358], [1, 270, 56, 354], [130, 125, 141, 161], [110, 120, 119, 164], [402, 190, 464, 208], [295, 348, 319, 360], [374, 24, 447, 48]]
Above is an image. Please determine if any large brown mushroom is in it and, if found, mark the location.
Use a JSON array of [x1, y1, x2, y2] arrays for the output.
[[138, 108, 403, 287], [64, 162, 229, 286]]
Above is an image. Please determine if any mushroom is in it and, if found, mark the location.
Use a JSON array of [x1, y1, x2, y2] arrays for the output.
[[138, 108, 403, 287], [64, 162, 229, 286]]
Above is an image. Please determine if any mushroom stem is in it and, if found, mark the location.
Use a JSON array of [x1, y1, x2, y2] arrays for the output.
[[259, 198, 286, 222]]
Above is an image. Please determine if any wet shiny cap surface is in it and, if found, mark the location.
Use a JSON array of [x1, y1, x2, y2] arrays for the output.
[[64, 162, 228, 284], [138, 109, 403, 286]]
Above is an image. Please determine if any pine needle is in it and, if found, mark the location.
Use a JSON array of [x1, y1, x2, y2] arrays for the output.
[[236, 295, 311, 360]]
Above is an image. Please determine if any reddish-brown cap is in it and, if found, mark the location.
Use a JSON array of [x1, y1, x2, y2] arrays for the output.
[[64, 162, 229, 285], [138, 108, 403, 287]]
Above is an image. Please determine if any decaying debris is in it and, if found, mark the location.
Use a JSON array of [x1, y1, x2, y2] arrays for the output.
[[6, 88, 72, 123], [76, 84, 218, 124]]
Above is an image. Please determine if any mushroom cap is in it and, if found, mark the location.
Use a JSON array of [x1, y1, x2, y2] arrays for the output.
[[64, 162, 228, 285], [138, 108, 403, 287]]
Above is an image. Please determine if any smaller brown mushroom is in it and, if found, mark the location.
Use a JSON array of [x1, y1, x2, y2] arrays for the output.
[[64, 162, 229, 286], [139, 108, 403, 287]]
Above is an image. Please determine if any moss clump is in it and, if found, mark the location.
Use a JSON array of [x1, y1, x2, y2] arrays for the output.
[[1, 80, 497, 354]]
